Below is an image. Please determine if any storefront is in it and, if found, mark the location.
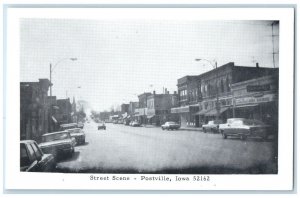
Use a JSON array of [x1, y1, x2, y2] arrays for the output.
[[171, 105, 199, 127], [231, 74, 278, 126]]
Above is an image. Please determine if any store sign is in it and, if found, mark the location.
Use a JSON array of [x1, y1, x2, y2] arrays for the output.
[[235, 94, 276, 106], [171, 106, 190, 113], [246, 84, 270, 92]]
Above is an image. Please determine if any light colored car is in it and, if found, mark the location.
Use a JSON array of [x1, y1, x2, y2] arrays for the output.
[[39, 131, 76, 158], [67, 128, 85, 145], [131, 121, 141, 127], [202, 120, 223, 133], [219, 118, 270, 140], [161, 122, 180, 130], [20, 140, 56, 172]]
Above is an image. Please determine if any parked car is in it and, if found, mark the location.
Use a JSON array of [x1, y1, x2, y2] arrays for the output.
[[20, 140, 56, 172], [131, 121, 141, 127], [202, 120, 223, 133], [60, 123, 78, 130], [98, 123, 106, 130], [219, 118, 271, 140], [39, 131, 75, 158], [67, 128, 86, 145], [161, 122, 180, 130], [77, 122, 84, 129]]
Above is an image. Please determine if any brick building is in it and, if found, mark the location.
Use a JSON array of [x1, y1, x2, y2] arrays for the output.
[[20, 79, 51, 142]]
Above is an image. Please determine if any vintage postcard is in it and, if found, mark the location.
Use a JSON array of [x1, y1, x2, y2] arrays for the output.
[[3, 5, 294, 191]]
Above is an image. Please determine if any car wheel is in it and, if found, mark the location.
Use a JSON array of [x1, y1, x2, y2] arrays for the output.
[[203, 128, 206, 133]]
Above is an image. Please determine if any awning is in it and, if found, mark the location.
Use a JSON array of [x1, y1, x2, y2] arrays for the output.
[[51, 116, 57, 123], [171, 106, 190, 114], [205, 107, 229, 116], [194, 109, 209, 115]]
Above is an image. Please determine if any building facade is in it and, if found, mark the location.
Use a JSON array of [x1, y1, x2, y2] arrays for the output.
[[135, 92, 152, 124], [171, 76, 200, 127], [20, 79, 51, 142], [56, 98, 72, 124], [172, 62, 278, 127], [231, 72, 279, 126], [146, 91, 179, 126]]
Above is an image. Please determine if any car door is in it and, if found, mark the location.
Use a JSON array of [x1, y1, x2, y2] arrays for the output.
[[30, 142, 49, 172]]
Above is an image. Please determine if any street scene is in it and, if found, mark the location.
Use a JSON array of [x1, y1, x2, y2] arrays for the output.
[[20, 19, 279, 174], [56, 121, 276, 174]]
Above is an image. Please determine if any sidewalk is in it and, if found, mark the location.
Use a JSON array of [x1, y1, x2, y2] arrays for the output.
[[180, 127, 203, 132], [142, 124, 203, 132]]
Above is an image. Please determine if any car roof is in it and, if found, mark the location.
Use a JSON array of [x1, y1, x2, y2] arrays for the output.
[[67, 128, 81, 130], [42, 131, 69, 136], [60, 123, 77, 127]]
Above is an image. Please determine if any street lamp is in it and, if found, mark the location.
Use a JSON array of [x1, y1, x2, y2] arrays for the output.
[[195, 58, 220, 120], [50, 58, 77, 96]]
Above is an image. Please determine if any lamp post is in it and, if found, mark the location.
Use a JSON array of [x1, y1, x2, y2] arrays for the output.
[[195, 58, 220, 120], [49, 57, 77, 96]]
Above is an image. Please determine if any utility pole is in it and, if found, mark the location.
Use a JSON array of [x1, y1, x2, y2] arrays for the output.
[[50, 63, 52, 96]]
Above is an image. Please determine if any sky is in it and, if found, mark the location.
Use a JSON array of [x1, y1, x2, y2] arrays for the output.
[[20, 19, 279, 112]]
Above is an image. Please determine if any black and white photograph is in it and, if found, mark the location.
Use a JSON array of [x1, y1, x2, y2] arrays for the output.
[[3, 6, 294, 191]]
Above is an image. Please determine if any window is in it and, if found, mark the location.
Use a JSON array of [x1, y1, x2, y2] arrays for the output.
[[31, 143, 42, 160], [20, 144, 30, 167], [26, 143, 36, 162]]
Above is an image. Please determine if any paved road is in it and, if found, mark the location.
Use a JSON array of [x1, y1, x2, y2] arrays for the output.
[[56, 121, 277, 174]]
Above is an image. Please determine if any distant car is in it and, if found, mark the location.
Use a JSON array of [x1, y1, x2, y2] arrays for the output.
[[131, 121, 141, 127], [20, 140, 56, 172], [219, 118, 271, 140], [67, 128, 85, 145], [39, 131, 75, 158], [202, 120, 223, 133], [161, 122, 180, 130], [98, 123, 106, 130]]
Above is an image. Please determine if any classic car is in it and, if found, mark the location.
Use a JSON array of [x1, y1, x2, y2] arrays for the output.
[[131, 121, 141, 127], [219, 118, 271, 140], [60, 123, 78, 130], [202, 120, 223, 133], [161, 122, 180, 130], [98, 123, 106, 130], [67, 128, 86, 145], [77, 122, 84, 129], [20, 140, 56, 172], [39, 131, 75, 158]]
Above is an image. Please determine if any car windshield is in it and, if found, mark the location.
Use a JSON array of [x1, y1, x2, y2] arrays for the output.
[[42, 132, 70, 142]]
